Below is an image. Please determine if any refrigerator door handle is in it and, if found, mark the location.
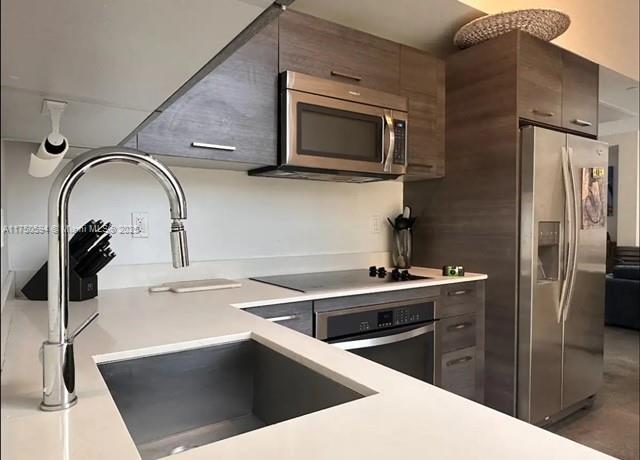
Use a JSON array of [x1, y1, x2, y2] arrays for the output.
[[562, 147, 581, 322], [558, 146, 576, 323], [559, 147, 581, 321]]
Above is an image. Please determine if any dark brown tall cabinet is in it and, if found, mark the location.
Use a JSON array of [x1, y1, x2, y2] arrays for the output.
[[404, 31, 600, 415]]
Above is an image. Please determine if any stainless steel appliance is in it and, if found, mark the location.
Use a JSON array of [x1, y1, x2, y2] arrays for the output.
[[249, 71, 408, 183], [251, 267, 430, 293], [316, 299, 436, 384], [518, 126, 608, 425]]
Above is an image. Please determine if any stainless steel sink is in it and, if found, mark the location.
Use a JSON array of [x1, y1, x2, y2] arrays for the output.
[[98, 339, 365, 459]]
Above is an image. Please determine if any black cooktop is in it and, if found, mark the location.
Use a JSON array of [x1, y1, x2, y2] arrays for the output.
[[251, 268, 430, 293]]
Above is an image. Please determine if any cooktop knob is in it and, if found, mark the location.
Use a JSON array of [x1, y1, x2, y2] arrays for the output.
[[369, 266, 378, 277], [401, 270, 410, 281], [391, 268, 401, 280], [377, 267, 387, 278]]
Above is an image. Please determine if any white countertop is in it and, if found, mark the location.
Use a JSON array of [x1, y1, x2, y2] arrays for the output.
[[1, 267, 611, 459]]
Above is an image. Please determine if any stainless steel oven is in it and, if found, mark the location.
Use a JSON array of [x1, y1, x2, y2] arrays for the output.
[[249, 71, 408, 183], [315, 299, 435, 383]]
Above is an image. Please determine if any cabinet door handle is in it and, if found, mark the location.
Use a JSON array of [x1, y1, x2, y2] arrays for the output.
[[571, 119, 593, 127], [265, 314, 298, 323], [330, 70, 362, 82], [447, 289, 470, 296], [446, 355, 473, 367], [191, 142, 236, 151], [447, 321, 473, 331], [531, 109, 555, 117]]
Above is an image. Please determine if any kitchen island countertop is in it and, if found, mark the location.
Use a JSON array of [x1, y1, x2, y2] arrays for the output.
[[1, 267, 611, 459]]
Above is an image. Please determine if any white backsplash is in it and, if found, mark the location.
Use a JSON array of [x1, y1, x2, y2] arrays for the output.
[[2, 141, 402, 292]]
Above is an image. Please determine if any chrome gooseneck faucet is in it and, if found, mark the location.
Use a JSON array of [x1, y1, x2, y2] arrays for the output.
[[41, 147, 189, 411]]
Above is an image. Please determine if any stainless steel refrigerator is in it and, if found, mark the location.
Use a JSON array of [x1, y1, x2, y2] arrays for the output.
[[518, 126, 608, 425]]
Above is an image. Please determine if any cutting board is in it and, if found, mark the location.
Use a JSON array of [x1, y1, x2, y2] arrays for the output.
[[149, 278, 242, 293]]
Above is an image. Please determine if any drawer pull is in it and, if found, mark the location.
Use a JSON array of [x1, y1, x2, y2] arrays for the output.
[[531, 109, 555, 117], [448, 290, 470, 296], [191, 142, 236, 151], [265, 315, 298, 323], [447, 321, 473, 331], [330, 70, 362, 82], [446, 356, 473, 367], [571, 119, 593, 127]]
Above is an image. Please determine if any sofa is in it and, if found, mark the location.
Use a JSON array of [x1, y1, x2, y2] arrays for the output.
[[605, 264, 640, 330]]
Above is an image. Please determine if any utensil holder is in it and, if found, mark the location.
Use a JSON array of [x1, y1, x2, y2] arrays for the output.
[[392, 228, 412, 269]]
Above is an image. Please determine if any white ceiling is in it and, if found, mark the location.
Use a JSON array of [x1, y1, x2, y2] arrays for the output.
[[291, 0, 484, 57], [1, 0, 271, 147]]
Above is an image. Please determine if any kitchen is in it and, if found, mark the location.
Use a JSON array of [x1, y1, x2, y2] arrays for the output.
[[1, 0, 639, 459]]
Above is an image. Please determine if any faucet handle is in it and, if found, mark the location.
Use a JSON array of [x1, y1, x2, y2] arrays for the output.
[[69, 311, 99, 342]]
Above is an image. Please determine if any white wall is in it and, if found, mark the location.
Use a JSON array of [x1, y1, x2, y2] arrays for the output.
[[1, 141, 10, 304], [3, 141, 402, 290], [601, 131, 640, 246]]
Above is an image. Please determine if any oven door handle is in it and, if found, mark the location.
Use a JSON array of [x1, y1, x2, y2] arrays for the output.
[[331, 322, 434, 351], [383, 110, 395, 173]]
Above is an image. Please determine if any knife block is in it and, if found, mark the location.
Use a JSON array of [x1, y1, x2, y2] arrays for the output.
[[21, 256, 98, 301]]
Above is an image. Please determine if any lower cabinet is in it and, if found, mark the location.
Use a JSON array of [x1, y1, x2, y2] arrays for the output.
[[246, 283, 485, 403], [441, 346, 477, 400], [244, 301, 313, 336]]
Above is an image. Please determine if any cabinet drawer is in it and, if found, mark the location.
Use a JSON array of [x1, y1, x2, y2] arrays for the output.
[[245, 301, 313, 336], [518, 33, 562, 126], [137, 20, 277, 166], [279, 11, 400, 93], [439, 313, 476, 353], [561, 51, 598, 136], [441, 346, 477, 400], [437, 282, 482, 317]]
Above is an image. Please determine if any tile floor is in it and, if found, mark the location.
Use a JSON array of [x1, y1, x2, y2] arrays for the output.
[[551, 327, 640, 460]]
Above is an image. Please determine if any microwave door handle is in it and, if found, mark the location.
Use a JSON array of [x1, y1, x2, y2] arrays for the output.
[[383, 111, 395, 173], [331, 323, 434, 351]]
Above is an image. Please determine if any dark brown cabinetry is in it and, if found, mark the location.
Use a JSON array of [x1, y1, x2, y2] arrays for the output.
[[435, 281, 485, 403], [135, 20, 278, 169], [561, 51, 599, 136], [128, 10, 446, 176], [518, 32, 599, 136], [518, 33, 563, 126], [400, 46, 445, 179], [278, 10, 400, 94], [404, 30, 599, 416]]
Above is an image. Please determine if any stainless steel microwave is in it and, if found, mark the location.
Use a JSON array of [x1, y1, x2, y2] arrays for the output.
[[250, 71, 408, 183]]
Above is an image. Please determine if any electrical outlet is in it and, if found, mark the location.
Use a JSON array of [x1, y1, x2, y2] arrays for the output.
[[370, 215, 382, 234], [131, 212, 149, 238]]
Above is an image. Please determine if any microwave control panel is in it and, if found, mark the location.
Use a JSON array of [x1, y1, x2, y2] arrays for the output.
[[393, 120, 407, 165]]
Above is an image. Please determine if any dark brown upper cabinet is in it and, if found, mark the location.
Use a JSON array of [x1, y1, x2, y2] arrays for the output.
[[561, 51, 599, 136], [278, 10, 400, 94], [400, 46, 445, 179], [135, 20, 278, 169], [518, 33, 563, 127], [517, 32, 599, 137]]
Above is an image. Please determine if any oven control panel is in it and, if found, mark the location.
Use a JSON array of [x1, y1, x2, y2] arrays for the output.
[[321, 300, 435, 340]]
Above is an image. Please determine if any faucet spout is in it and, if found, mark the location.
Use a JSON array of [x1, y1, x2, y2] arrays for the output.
[[41, 147, 189, 411]]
